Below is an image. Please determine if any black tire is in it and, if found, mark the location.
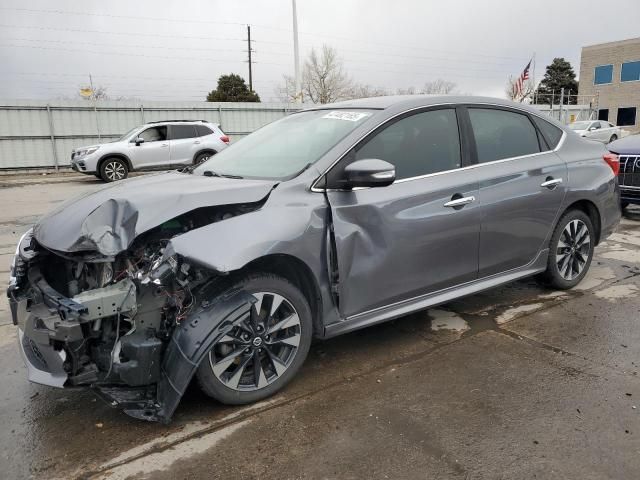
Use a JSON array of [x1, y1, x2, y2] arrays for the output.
[[621, 201, 629, 211], [194, 151, 215, 165], [538, 210, 595, 289], [93, 173, 102, 178], [196, 273, 313, 405], [609, 134, 618, 143], [99, 158, 129, 182]]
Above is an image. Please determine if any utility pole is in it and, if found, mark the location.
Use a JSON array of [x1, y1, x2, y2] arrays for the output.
[[292, 0, 301, 103], [247, 25, 253, 92]]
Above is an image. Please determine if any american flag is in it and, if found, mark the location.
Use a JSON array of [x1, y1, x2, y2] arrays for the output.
[[513, 60, 532, 98]]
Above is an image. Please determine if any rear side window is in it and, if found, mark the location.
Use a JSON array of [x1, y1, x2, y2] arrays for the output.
[[468, 108, 540, 163], [531, 116, 564, 150], [355, 108, 461, 180], [196, 125, 214, 136], [170, 125, 197, 140]]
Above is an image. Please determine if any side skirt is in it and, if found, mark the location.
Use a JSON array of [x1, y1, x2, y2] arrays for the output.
[[323, 249, 549, 339]]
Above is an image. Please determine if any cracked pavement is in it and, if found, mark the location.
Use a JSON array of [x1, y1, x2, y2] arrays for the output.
[[1, 174, 639, 479]]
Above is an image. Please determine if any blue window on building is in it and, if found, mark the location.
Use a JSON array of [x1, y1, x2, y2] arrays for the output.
[[594, 64, 613, 84], [621, 61, 640, 82]]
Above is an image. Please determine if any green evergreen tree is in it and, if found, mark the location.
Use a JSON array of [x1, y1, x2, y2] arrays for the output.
[[206, 74, 260, 102], [533, 58, 579, 105]]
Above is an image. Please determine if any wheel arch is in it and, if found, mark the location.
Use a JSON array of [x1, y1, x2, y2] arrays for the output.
[[562, 199, 602, 245], [238, 254, 324, 337], [97, 153, 132, 172], [193, 149, 217, 163]]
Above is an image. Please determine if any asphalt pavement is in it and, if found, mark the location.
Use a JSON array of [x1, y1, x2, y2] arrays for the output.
[[0, 173, 639, 479]]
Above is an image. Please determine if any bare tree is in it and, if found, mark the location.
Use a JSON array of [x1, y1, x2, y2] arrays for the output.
[[395, 86, 417, 95], [505, 77, 534, 103], [347, 84, 388, 99], [421, 79, 457, 94], [277, 45, 355, 103], [302, 45, 353, 103]]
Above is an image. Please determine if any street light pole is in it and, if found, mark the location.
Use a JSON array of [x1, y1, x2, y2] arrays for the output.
[[292, 0, 301, 103]]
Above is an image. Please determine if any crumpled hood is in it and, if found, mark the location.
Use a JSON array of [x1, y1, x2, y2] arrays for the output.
[[608, 134, 640, 155], [34, 172, 277, 255]]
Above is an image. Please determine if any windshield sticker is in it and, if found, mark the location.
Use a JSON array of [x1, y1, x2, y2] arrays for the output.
[[322, 111, 372, 122]]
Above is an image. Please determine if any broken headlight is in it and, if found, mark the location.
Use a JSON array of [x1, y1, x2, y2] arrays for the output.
[[8, 229, 33, 289]]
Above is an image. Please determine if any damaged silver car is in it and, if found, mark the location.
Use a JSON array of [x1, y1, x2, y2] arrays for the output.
[[8, 96, 621, 422]]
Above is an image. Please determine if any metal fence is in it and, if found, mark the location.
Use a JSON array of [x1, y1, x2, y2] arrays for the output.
[[0, 100, 304, 170], [532, 104, 596, 124]]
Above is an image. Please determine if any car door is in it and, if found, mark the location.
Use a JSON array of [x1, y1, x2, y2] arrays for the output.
[[169, 124, 199, 166], [465, 107, 567, 278], [325, 107, 480, 318], [127, 126, 170, 169]]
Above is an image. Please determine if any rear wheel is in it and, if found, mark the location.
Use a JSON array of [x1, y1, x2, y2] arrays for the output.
[[100, 158, 129, 182], [196, 273, 312, 405], [609, 134, 618, 143], [194, 151, 215, 166], [538, 210, 595, 289]]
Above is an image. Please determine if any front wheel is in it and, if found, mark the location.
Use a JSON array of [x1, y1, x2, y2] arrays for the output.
[[538, 210, 595, 289], [196, 273, 313, 405], [609, 134, 618, 143], [100, 158, 129, 182]]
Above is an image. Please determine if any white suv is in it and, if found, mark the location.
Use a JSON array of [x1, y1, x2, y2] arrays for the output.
[[70, 120, 230, 182]]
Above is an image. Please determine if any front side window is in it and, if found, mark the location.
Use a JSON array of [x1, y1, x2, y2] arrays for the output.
[[170, 125, 197, 140], [468, 108, 540, 163], [138, 126, 167, 142], [621, 61, 640, 82], [354, 108, 461, 180], [594, 64, 613, 85], [194, 109, 375, 180], [617, 107, 637, 126]]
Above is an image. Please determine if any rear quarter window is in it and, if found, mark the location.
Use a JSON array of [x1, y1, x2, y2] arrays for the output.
[[531, 116, 564, 150], [196, 125, 214, 136]]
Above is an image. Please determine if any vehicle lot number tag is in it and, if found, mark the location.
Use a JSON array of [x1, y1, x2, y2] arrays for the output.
[[322, 111, 371, 122]]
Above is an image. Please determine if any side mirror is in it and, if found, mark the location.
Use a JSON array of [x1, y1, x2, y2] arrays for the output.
[[134, 137, 145, 146], [343, 159, 396, 189], [588, 126, 596, 131]]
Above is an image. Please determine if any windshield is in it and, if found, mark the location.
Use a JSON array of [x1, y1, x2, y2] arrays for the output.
[[193, 109, 375, 180], [569, 121, 591, 130], [118, 126, 140, 141]]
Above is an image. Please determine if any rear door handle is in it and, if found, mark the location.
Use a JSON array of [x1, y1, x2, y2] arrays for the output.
[[444, 196, 476, 208], [161, 143, 169, 148], [194, 140, 201, 144], [541, 177, 562, 189]]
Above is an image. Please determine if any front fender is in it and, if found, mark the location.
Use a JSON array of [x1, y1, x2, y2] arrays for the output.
[[155, 289, 254, 422]]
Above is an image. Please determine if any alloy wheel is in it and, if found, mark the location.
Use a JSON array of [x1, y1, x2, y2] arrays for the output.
[[555, 219, 591, 280], [104, 161, 126, 181], [208, 292, 302, 391]]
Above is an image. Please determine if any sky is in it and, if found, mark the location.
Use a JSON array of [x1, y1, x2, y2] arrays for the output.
[[1, 0, 640, 102]]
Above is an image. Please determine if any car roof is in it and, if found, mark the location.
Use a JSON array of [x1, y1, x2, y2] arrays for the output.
[[144, 120, 220, 126], [302, 94, 551, 118]]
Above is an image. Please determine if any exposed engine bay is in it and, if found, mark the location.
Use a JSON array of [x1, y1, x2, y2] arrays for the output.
[[9, 202, 263, 422]]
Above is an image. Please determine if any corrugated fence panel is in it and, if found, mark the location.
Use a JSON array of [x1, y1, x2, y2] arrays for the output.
[[0, 100, 304, 169]]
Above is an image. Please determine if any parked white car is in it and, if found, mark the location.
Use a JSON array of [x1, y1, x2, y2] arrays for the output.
[[71, 120, 230, 182], [568, 120, 622, 144]]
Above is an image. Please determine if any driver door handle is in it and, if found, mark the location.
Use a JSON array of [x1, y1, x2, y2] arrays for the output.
[[541, 178, 562, 189], [444, 196, 476, 208]]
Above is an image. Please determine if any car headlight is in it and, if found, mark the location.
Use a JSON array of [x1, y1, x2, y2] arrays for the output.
[[75, 147, 99, 158], [9, 229, 32, 288]]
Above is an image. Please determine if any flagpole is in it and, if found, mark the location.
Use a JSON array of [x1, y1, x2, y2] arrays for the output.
[[531, 52, 537, 103]]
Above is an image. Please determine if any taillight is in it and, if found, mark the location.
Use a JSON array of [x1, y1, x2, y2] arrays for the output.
[[220, 135, 230, 144], [603, 153, 620, 176]]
